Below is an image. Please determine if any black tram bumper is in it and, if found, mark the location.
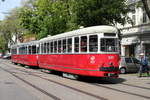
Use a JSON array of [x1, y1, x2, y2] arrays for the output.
[[99, 66, 119, 72], [99, 67, 119, 77]]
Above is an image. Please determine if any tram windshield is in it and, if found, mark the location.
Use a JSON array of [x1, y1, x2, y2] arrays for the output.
[[100, 38, 118, 52]]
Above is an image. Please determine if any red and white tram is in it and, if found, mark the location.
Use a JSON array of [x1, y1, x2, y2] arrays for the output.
[[11, 41, 39, 66], [11, 25, 120, 78]]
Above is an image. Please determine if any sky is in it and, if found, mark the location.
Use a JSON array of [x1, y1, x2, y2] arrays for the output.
[[0, 0, 23, 20]]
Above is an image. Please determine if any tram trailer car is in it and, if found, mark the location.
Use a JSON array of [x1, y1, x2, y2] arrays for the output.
[[38, 25, 120, 78], [11, 41, 39, 67]]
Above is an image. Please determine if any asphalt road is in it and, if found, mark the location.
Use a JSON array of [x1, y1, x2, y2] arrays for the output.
[[0, 59, 150, 100]]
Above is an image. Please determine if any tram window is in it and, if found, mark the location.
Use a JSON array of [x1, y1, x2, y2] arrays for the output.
[[37, 46, 39, 54], [54, 41, 57, 53], [46, 42, 50, 54], [21, 47, 23, 54], [19, 47, 20, 54], [19, 48, 21, 54], [29, 46, 32, 54], [25, 46, 27, 54], [58, 40, 62, 53], [50, 41, 54, 53], [19, 48, 20, 54], [14, 48, 17, 54], [22, 47, 24, 54], [74, 37, 79, 52], [44, 43, 47, 54], [22, 47, 23, 54], [100, 38, 118, 52], [12, 48, 17, 54], [89, 35, 98, 52], [41, 44, 43, 54], [80, 36, 87, 52], [24, 47, 26, 54], [32, 45, 36, 54], [67, 38, 72, 53], [63, 39, 66, 53]]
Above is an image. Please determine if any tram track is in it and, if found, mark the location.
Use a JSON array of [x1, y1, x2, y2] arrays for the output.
[[100, 78, 150, 91], [2, 60, 150, 100], [92, 83, 150, 99], [0, 66, 61, 100], [1, 61, 108, 100]]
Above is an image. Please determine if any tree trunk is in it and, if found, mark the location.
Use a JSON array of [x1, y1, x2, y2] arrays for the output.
[[141, 0, 150, 21]]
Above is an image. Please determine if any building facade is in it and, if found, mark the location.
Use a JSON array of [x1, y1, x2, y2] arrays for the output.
[[118, 0, 150, 59]]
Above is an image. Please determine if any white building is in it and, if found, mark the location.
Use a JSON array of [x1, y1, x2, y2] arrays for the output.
[[118, 0, 150, 59]]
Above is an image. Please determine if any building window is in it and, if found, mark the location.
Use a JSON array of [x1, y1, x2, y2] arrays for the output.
[[129, 4, 136, 25], [142, 7, 149, 23], [143, 12, 149, 23]]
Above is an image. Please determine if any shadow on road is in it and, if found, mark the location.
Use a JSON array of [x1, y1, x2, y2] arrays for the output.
[[77, 76, 126, 84]]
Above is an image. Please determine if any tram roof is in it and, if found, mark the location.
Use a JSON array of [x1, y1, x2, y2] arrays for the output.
[[39, 25, 118, 42], [11, 40, 39, 47]]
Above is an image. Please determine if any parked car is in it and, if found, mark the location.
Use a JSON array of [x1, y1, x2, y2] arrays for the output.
[[119, 57, 141, 74], [3, 54, 11, 59]]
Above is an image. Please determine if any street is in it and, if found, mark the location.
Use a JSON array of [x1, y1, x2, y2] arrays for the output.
[[0, 59, 150, 100]]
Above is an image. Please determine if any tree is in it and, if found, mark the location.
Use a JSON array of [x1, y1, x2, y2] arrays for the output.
[[0, 35, 7, 53], [141, 0, 150, 20], [19, 0, 129, 39], [0, 7, 25, 53], [74, 0, 129, 27], [19, 0, 78, 39]]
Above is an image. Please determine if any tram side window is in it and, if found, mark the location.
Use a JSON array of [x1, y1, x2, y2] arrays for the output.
[[58, 40, 62, 53], [19, 47, 21, 54], [41, 44, 43, 54], [46, 42, 50, 54], [50, 41, 54, 53], [54, 41, 57, 53], [19, 47, 24, 54], [80, 36, 87, 52], [23, 47, 26, 54], [12, 48, 17, 54], [25, 47, 27, 54], [89, 35, 98, 52], [32, 45, 36, 54], [37, 46, 39, 54], [74, 37, 79, 53], [67, 38, 72, 53], [24, 47, 27, 54], [29, 46, 32, 54], [63, 39, 66, 53], [44, 43, 47, 54], [22, 47, 25, 54], [100, 38, 117, 52]]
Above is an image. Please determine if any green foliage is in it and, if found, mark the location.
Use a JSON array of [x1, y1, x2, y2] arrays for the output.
[[0, 35, 7, 53], [0, 8, 25, 52], [19, 0, 129, 39], [74, 0, 129, 26]]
